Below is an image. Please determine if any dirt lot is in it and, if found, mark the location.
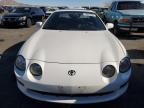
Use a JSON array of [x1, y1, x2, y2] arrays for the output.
[[0, 26, 144, 108]]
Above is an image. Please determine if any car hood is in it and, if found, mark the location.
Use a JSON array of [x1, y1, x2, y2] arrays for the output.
[[3, 13, 27, 17], [119, 9, 144, 16], [19, 30, 126, 63], [46, 11, 54, 14]]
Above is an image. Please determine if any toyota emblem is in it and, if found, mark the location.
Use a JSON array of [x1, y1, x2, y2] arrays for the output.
[[68, 70, 76, 76]]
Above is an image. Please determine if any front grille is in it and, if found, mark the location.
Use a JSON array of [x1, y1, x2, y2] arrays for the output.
[[132, 17, 144, 23], [4, 17, 17, 21], [27, 82, 129, 97], [28, 89, 114, 97]]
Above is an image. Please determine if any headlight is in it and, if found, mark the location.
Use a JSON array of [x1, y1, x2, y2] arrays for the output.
[[30, 63, 42, 76], [15, 55, 26, 71], [119, 57, 131, 73], [19, 16, 26, 20], [102, 65, 116, 78]]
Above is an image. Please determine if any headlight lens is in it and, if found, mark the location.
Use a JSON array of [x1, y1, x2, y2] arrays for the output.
[[102, 65, 116, 78], [30, 63, 42, 76], [119, 57, 131, 73], [19, 16, 26, 20], [15, 55, 26, 71]]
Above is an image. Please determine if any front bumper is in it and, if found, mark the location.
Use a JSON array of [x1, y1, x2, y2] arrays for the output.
[[118, 22, 144, 33], [14, 59, 131, 104], [1, 18, 26, 26], [17, 80, 128, 104]]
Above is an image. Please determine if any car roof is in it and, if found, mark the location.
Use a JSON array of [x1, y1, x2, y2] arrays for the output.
[[54, 9, 95, 13]]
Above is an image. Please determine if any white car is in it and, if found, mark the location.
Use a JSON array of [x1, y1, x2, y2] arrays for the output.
[[14, 10, 131, 104]]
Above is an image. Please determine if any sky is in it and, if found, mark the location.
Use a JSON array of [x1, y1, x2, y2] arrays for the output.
[[16, 0, 109, 7], [16, 0, 144, 7]]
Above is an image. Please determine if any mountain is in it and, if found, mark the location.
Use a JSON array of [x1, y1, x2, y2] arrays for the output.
[[0, 0, 25, 6]]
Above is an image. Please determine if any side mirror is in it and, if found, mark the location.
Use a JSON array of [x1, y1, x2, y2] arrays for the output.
[[36, 22, 42, 28], [106, 23, 114, 29]]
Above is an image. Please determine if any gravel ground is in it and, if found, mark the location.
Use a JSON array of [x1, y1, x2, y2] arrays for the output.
[[0, 26, 144, 108], [0, 26, 37, 53]]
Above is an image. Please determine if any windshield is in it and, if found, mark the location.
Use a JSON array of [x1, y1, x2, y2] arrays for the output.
[[117, 1, 144, 10], [12, 7, 31, 13], [43, 11, 106, 31]]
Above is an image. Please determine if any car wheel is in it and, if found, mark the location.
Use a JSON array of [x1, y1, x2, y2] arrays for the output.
[[26, 18, 32, 28]]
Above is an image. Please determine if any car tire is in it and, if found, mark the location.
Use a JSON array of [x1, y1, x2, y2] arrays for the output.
[[26, 18, 32, 28]]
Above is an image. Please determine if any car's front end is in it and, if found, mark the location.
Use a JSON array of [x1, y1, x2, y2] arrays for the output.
[[14, 54, 131, 104], [1, 7, 32, 27], [118, 14, 144, 33], [14, 29, 131, 104], [115, 1, 144, 34], [14, 10, 131, 104], [1, 14, 27, 26]]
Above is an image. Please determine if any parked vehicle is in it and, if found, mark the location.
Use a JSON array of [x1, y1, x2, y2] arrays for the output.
[[90, 7, 99, 10], [4, 6, 15, 13], [98, 8, 108, 22], [14, 10, 131, 104], [40, 6, 47, 14], [1, 7, 45, 27], [82, 6, 90, 10], [0, 15, 2, 24], [45, 8, 56, 18], [40, 6, 49, 19], [92, 7, 108, 22], [0, 6, 4, 13], [104, 1, 144, 35], [58, 6, 69, 10]]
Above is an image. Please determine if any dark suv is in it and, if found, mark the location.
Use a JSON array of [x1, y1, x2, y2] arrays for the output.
[[1, 7, 45, 27]]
